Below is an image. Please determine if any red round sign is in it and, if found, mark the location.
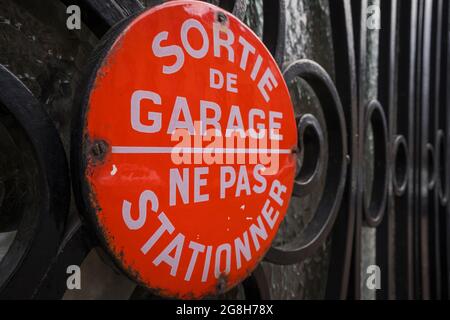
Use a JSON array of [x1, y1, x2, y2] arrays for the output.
[[74, 0, 297, 298]]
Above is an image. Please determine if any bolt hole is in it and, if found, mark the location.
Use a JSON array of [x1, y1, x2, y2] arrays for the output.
[[90, 139, 109, 162], [217, 11, 227, 24]]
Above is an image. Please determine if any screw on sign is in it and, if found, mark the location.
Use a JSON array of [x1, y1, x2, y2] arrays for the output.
[[73, 0, 297, 299]]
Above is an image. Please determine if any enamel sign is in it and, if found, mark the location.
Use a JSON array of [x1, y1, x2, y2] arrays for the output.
[[74, 0, 297, 298]]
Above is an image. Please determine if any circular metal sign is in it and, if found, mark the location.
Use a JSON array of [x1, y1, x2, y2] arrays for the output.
[[73, 0, 297, 299]]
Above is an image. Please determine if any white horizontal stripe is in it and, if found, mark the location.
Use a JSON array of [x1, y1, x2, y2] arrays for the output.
[[111, 146, 292, 154]]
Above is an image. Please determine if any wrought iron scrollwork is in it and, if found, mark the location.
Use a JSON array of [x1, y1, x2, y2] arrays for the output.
[[265, 59, 348, 265]]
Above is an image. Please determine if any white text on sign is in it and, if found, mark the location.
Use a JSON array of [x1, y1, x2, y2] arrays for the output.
[[151, 18, 279, 102]]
